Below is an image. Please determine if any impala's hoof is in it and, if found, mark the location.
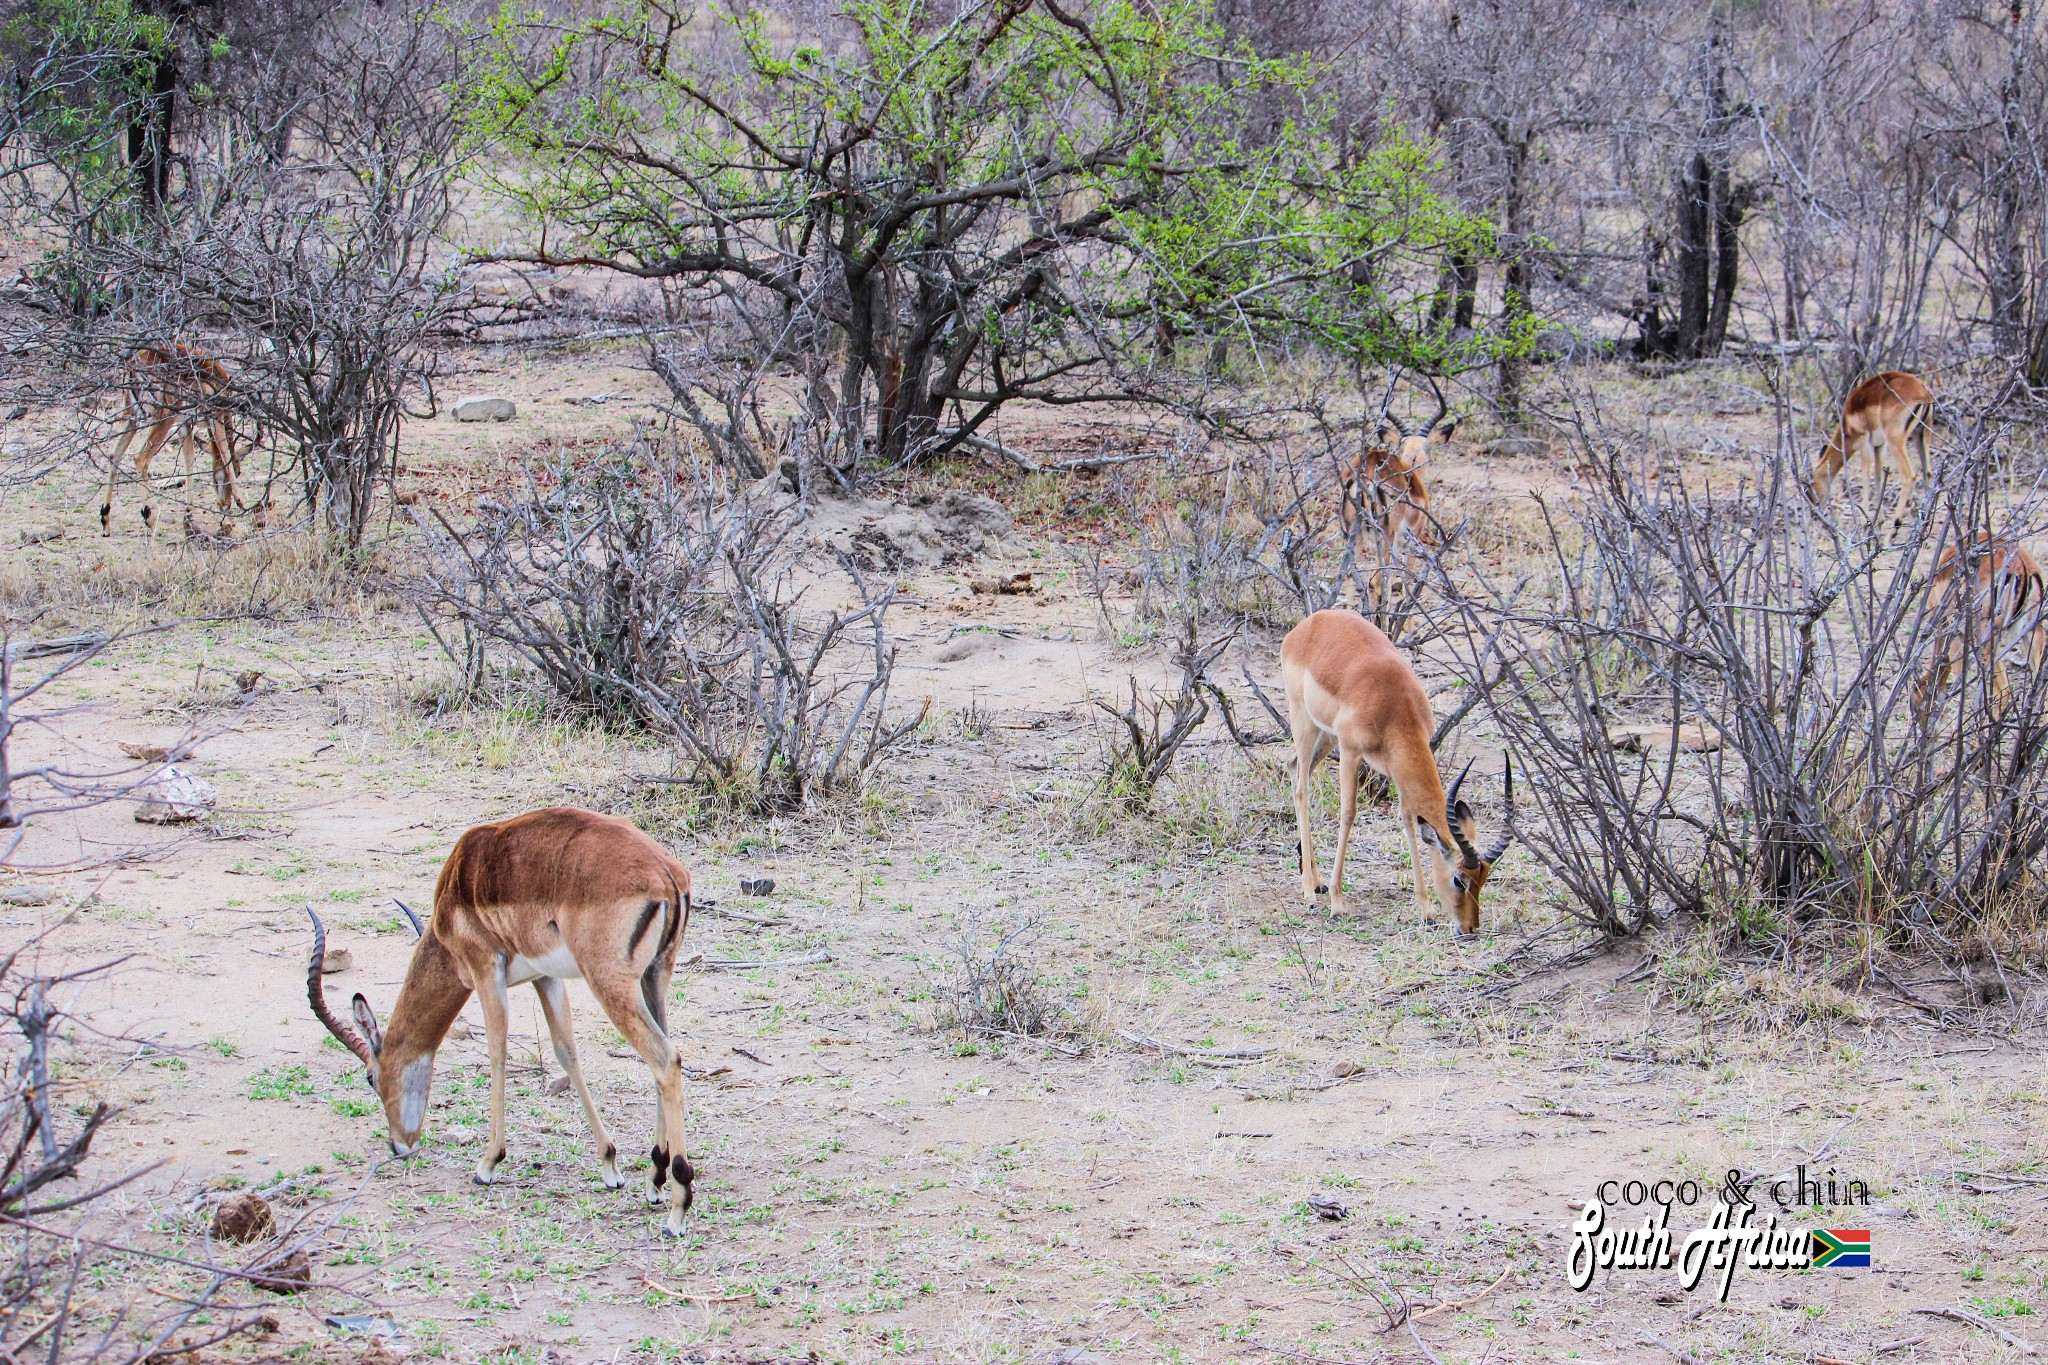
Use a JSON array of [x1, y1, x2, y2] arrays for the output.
[[661, 1219, 687, 1239], [1314, 884, 1329, 895]]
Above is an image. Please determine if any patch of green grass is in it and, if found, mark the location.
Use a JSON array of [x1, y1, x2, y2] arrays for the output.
[[248, 1065, 315, 1101]]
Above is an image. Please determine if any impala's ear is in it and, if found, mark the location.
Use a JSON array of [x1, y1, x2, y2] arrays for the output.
[[350, 993, 383, 1058], [1436, 418, 1459, 441], [1416, 816, 1448, 853], [1452, 798, 1477, 842], [1376, 422, 1399, 445]]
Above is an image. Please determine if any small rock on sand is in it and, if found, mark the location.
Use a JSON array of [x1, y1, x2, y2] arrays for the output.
[[451, 395, 516, 422], [134, 767, 217, 824]]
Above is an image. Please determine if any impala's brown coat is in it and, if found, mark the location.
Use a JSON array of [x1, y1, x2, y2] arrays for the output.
[[102, 345, 255, 535], [310, 807, 698, 1235], [1810, 370, 1934, 528], [1916, 531, 2047, 716], [1280, 610, 1507, 933]]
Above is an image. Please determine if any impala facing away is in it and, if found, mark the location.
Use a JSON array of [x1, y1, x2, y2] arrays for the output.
[[1914, 530, 2047, 717], [102, 344, 252, 535], [1281, 609, 1512, 932], [1809, 370, 1934, 529], [1340, 381, 1456, 603], [307, 807, 698, 1235]]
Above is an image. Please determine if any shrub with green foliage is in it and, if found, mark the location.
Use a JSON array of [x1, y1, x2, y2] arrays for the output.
[[460, 0, 1507, 474]]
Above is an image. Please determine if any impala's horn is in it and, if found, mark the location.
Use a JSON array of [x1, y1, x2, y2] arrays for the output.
[[1445, 757, 1474, 806], [1444, 757, 1483, 866], [1483, 755, 1517, 864], [306, 907, 374, 1065], [1374, 370, 1402, 439], [393, 898, 425, 938], [1423, 371, 1451, 435]]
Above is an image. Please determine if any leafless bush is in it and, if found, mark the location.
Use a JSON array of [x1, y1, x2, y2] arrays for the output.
[[934, 916, 1077, 1049], [1097, 618, 1238, 807], [1440, 392, 2048, 955], [649, 325, 855, 490], [0, 936, 344, 1362], [411, 436, 924, 813]]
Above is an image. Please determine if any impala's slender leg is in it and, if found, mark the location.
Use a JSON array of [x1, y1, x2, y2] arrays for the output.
[[473, 955, 512, 1185], [1883, 415, 1917, 530], [1290, 715, 1329, 902], [533, 977, 621, 1189], [175, 418, 198, 505], [1328, 746, 1362, 915], [1912, 406, 1932, 491], [129, 414, 177, 533], [627, 1011, 691, 1235], [208, 413, 241, 525], [595, 958, 692, 1235], [103, 394, 142, 534], [1399, 791, 1432, 918]]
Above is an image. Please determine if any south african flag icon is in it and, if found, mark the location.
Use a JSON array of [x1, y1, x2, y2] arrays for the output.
[[1810, 1229, 1872, 1268]]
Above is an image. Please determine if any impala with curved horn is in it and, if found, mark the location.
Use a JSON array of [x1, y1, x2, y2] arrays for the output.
[[306, 806, 699, 1235], [1281, 608, 1513, 932], [1340, 374, 1456, 604]]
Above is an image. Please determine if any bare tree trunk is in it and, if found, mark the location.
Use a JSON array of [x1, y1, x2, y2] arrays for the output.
[[1707, 182, 1752, 352], [1497, 138, 1532, 429], [1783, 229, 1804, 341], [1673, 147, 1713, 357], [1430, 250, 1477, 331], [1993, 4, 2031, 359], [129, 50, 175, 213]]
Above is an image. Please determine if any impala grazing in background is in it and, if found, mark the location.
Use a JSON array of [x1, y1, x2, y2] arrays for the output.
[[1809, 370, 1935, 529], [307, 807, 699, 1235], [102, 344, 250, 534], [1341, 381, 1456, 603], [1914, 530, 2047, 717], [1281, 609, 1512, 933]]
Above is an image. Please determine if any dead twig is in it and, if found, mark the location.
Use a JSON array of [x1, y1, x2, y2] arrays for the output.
[[1913, 1305, 2040, 1354]]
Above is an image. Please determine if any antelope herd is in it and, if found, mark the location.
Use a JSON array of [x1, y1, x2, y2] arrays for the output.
[[136, 356, 1997, 1234]]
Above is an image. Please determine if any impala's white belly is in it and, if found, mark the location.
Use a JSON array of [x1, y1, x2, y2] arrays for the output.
[[505, 944, 582, 984]]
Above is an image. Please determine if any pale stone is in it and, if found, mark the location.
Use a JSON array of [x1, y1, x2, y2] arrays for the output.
[[451, 395, 516, 423], [134, 766, 217, 823]]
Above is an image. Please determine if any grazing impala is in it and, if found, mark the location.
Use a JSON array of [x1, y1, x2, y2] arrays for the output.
[[1809, 370, 1935, 529], [1914, 530, 2047, 717], [102, 344, 250, 534], [306, 807, 698, 1235], [1340, 380, 1456, 602], [1281, 609, 1512, 932]]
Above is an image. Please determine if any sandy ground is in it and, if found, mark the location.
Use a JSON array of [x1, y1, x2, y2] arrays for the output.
[[3, 344, 2046, 1365]]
